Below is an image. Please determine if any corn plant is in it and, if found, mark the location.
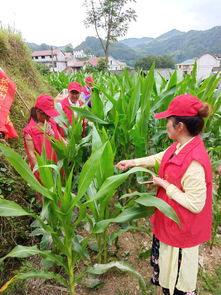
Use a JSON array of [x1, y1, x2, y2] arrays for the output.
[[0, 142, 108, 294], [1, 67, 220, 293], [0, 137, 181, 294]]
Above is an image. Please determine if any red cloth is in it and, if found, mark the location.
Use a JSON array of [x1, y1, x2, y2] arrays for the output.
[[3, 116, 18, 138], [60, 97, 86, 136], [81, 86, 90, 96], [60, 97, 84, 124], [23, 118, 61, 170], [0, 70, 18, 138], [60, 97, 74, 124], [151, 135, 212, 248]]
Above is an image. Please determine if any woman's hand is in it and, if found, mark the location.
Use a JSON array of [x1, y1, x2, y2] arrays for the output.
[[116, 159, 136, 171], [153, 176, 170, 190]]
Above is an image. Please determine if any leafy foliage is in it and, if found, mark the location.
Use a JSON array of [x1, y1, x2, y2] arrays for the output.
[[135, 54, 175, 70], [84, 0, 137, 59], [1, 65, 221, 294]]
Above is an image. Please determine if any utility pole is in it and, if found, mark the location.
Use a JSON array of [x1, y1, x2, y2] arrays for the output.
[[51, 46, 55, 72]]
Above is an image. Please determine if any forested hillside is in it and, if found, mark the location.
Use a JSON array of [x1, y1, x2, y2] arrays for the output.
[[26, 26, 221, 66], [135, 26, 221, 62], [75, 26, 221, 65]]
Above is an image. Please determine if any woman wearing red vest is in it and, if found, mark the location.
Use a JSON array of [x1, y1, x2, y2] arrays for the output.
[[23, 95, 62, 202], [116, 94, 212, 295], [58, 81, 87, 136], [81, 76, 95, 108]]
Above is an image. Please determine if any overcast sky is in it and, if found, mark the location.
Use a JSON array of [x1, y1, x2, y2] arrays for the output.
[[0, 0, 220, 48]]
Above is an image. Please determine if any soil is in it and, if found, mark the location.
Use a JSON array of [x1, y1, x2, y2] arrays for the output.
[[20, 228, 221, 295]]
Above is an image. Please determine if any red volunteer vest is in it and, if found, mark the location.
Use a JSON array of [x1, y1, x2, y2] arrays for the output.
[[81, 86, 90, 96], [151, 135, 212, 248], [23, 118, 60, 169], [60, 97, 84, 125]]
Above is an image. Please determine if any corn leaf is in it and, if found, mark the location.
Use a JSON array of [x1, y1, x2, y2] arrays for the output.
[[0, 144, 53, 199], [0, 199, 31, 217], [88, 261, 146, 290], [77, 142, 107, 199], [134, 192, 180, 226]]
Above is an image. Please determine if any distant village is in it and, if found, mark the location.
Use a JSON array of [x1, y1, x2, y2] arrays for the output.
[[32, 49, 127, 73], [32, 48, 221, 81]]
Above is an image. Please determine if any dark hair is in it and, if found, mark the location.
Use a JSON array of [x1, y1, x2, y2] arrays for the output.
[[28, 107, 38, 123], [172, 103, 211, 136]]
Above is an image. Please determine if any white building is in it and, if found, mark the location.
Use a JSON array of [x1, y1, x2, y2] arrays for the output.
[[108, 56, 127, 71], [176, 59, 195, 75], [73, 50, 87, 58], [197, 53, 221, 80], [32, 49, 67, 72], [176, 54, 221, 80]]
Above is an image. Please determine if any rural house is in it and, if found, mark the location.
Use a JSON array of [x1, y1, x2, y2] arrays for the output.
[[176, 59, 195, 75], [32, 49, 67, 72], [63, 56, 127, 73], [177, 53, 221, 80]]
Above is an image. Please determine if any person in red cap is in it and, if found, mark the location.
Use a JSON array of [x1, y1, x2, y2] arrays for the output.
[[81, 76, 95, 107], [116, 94, 212, 295], [23, 95, 64, 202], [58, 81, 87, 136], [58, 81, 84, 124]]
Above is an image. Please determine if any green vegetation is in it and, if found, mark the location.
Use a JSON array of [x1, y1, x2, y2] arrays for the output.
[[199, 267, 221, 294], [0, 28, 221, 293], [26, 26, 221, 68], [0, 27, 57, 144], [74, 26, 221, 66], [135, 54, 175, 69], [84, 0, 137, 61]]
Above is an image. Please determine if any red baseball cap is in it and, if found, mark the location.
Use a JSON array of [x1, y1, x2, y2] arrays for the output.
[[86, 76, 95, 83], [35, 95, 60, 117], [155, 94, 203, 119], [68, 82, 82, 92]]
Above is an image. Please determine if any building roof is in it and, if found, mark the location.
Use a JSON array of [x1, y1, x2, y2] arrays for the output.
[[86, 57, 104, 66], [72, 61, 85, 67], [177, 59, 195, 65], [212, 66, 221, 72], [32, 49, 63, 57]]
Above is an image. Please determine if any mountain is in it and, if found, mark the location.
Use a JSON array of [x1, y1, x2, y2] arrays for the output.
[[74, 26, 221, 65], [156, 29, 184, 41], [119, 37, 153, 48], [27, 43, 66, 52], [26, 26, 221, 66], [74, 36, 139, 66], [134, 26, 221, 62]]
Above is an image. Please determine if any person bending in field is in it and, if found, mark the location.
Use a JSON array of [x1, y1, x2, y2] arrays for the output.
[[116, 94, 212, 295]]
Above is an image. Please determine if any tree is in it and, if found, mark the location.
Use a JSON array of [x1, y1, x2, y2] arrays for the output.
[[83, 62, 96, 73], [35, 62, 51, 75], [135, 55, 158, 70], [84, 0, 137, 62], [96, 58, 109, 72], [135, 55, 175, 70], [64, 43, 74, 53]]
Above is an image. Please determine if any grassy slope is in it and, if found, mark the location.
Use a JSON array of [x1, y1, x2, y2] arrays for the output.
[[0, 29, 58, 283], [0, 28, 57, 150]]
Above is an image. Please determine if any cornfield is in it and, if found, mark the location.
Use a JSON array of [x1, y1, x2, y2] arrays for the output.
[[0, 66, 221, 294]]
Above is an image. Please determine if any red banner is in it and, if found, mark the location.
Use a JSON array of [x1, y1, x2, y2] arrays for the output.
[[0, 69, 18, 138]]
